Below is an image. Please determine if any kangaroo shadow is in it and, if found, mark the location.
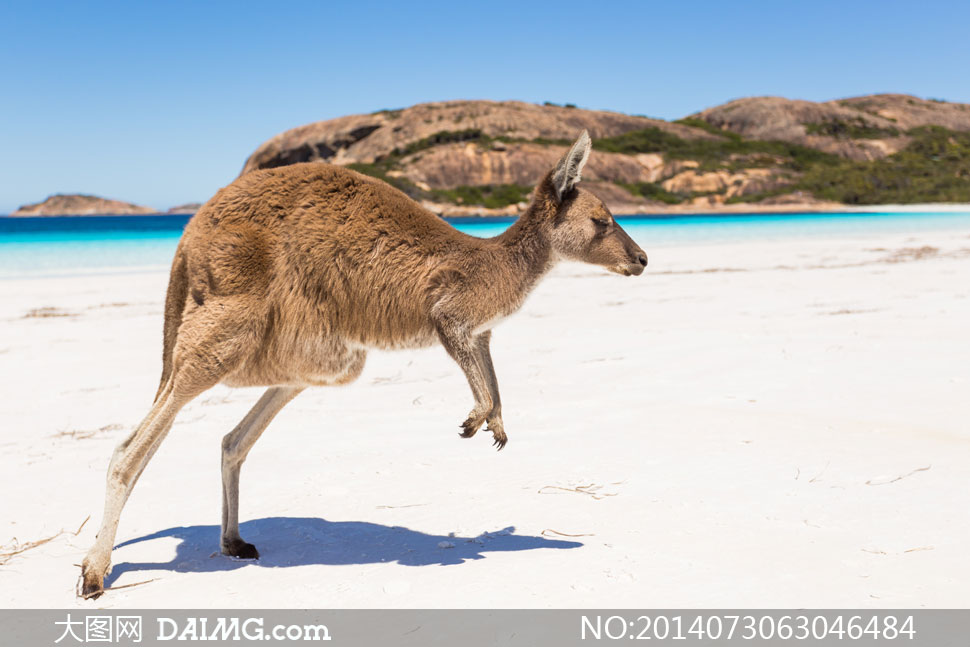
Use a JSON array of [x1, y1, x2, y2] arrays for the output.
[[106, 517, 582, 587]]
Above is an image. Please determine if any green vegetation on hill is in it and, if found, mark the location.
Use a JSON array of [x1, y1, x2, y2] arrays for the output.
[[616, 181, 684, 204], [804, 118, 900, 139], [795, 126, 970, 203], [728, 126, 970, 204], [390, 129, 571, 155], [431, 184, 532, 209], [371, 108, 403, 119], [393, 129, 486, 157], [595, 126, 840, 172], [673, 117, 733, 137], [600, 124, 970, 205]]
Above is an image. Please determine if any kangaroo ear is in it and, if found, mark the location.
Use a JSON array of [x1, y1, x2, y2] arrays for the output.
[[551, 130, 592, 201]]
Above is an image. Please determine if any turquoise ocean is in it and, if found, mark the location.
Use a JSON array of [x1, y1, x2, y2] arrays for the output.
[[2, 211, 969, 279]]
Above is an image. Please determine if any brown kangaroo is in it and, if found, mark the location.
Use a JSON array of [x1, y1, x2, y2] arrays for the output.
[[80, 130, 647, 598]]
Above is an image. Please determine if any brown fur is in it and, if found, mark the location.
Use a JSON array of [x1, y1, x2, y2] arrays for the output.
[[80, 132, 646, 598]]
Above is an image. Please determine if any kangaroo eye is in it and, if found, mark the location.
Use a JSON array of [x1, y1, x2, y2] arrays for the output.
[[592, 217, 610, 227]]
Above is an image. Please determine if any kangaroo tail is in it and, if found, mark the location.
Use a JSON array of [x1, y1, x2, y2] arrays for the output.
[[156, 243, 188, 402]]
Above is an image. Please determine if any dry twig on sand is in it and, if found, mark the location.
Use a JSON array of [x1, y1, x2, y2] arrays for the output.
[[538, 483, 618, 500], [104, 578, 158, 593], [541, 529, 594, 538], [74, 516, 90, 536], [0, 533, 63, 566], [51, 424, 123, 440], [0, 515, 90, 566], [23, 307, 76, 319], [865, 465, 931, 486], [808, 462, 829, 483]]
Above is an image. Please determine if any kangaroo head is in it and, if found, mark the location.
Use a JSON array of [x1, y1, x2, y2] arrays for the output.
[[542, 130, 648, 276]]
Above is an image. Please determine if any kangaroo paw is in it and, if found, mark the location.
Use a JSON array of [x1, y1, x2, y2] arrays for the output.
[[459, 415, 485, 439], [79, 565, 105, 600], [487, 423, 508, 451]]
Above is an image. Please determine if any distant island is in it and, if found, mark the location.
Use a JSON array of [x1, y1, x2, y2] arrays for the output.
[[166, 202, 203, 214], [9, 195, 204, 217], [12, 94, 970, 217], [11, 194, 159, 217]]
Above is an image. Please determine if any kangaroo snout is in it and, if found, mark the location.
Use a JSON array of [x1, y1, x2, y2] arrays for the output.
[[625, 247, 648, 276]]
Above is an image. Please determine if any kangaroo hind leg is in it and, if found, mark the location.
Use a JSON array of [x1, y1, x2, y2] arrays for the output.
[[79, 368, 220, 598], [221, 386, 303, 559], [80, 301, 254, 599]]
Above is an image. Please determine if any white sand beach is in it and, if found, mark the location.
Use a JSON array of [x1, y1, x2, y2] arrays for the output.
[[1, 225, 968, 609]]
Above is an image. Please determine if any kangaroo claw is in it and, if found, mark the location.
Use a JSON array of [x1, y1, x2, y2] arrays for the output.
[[459, 416, 484, 439], [488, 425, 508, 451]]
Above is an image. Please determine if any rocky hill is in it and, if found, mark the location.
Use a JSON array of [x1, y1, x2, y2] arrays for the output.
[[11, 194, 158, 216], [240, 95, 970, 214], [240, 100, 726, 214]]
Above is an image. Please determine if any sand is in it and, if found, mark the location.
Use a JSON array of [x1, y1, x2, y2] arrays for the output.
[[0, 225, 968, 609]]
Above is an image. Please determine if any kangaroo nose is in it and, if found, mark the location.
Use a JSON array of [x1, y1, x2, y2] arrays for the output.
[[637, 253, 648, 267]]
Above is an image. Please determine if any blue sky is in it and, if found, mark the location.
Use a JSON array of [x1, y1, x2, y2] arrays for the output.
[[2, 0, 968, 213]]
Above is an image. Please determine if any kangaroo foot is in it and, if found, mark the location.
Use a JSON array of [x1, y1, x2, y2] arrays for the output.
[[222, 538, 259, 559], [459, 414, 485, 439], [79, 563, 106, 600], [487, 421, 508, 451]]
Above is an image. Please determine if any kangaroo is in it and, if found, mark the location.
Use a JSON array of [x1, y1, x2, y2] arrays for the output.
[[79, 130, 647, 598]]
